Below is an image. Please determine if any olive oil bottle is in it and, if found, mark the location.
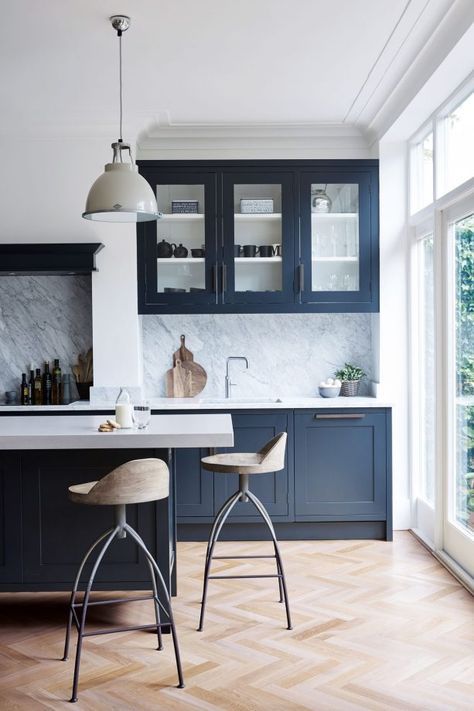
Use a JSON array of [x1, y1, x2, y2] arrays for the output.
[[52, 358, 62, 405], [34, 368, 43, 405], [43, 362, 52, 405]]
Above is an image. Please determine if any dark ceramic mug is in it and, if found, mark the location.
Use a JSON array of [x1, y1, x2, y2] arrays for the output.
[[259, 245, 275, 257], [191, 248, 205, 258], [242, 245, 259, 257], [234, 244, 242, 257]]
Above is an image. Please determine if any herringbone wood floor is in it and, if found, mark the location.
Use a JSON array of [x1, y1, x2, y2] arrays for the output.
[[0, 532, 472, 710]]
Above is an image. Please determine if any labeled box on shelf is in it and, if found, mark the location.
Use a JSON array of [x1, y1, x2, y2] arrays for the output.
[[240, 198, 274, 214], [171, 200, 199, 214]]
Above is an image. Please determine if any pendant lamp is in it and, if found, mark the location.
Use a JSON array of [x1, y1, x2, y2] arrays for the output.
[[83, 15, 160, 222]]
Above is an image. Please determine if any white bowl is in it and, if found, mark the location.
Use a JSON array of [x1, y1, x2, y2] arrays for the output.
[[318, 385, 341, 398]]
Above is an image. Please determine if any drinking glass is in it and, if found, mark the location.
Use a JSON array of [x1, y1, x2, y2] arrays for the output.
[[133, 401, 151, 429]]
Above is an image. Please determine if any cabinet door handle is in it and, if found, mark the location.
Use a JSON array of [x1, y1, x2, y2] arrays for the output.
[[298, 263, 304, 293], [212, 263, 218, 293], [314, 413, 366, 420], [221, 262, 227, 292]]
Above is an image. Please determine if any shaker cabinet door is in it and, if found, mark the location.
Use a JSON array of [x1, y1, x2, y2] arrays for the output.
[[0, 454, 22, 583], [294, 411, 388, 520]]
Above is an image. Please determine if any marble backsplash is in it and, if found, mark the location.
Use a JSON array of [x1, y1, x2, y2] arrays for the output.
[[142, 313, 373, 399], [0, 275, 92, 397]]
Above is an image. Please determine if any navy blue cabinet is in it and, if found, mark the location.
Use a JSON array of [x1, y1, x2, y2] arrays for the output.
[[174, 446, 214, 518], [294, 410, 391, 535], [0, 454, 22, 583], [213, 412, 293, 522], [137, 160, 379, 314]]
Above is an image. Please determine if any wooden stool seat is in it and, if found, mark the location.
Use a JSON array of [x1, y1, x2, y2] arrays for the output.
[[67, 458, 169, 506], [201, 432, 287, 475]]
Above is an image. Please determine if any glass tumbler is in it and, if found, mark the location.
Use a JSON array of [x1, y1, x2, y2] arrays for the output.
[[133, 401, 151, 429]]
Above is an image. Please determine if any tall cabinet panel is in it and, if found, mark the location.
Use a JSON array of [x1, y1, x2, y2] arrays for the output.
[[221, 172, 296, 306], [299, 169, 378, 311], [138, 169, 218, 312]]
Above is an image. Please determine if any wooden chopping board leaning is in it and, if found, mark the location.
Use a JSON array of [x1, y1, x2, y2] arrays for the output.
[[166, 335, 207, 397]]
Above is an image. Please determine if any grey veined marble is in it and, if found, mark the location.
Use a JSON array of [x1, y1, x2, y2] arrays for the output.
[[142, 313, 373, 398], [0, 275, 92, 397]]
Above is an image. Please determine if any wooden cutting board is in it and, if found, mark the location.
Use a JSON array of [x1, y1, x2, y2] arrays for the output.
[[173, 335, 193, 365], [166, 358, 207, 398]]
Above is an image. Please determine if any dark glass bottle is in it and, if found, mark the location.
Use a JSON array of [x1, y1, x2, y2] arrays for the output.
[[34, 368, 43, 405], [43, 362, 52, 405], [20, 373, 30, 405], [29, 368, 35, 404], [52, 358, 62, 405]]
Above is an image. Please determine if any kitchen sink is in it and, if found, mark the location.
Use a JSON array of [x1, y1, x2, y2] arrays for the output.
[[199, 397, 283, 404]]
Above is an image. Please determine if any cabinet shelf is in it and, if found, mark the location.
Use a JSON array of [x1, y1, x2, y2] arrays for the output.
[[157, 257, 204, 264], [311, 212, 358, 221], [159, 214, 204, 222], [312, 256, 358, 262], [235, 257, 282, 263], [235, 213, 282, 221]]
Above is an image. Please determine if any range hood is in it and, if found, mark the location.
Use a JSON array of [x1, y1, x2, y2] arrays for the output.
[[0, 243, 104, 275]]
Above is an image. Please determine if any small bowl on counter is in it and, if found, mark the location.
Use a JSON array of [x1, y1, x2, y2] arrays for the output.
[[318, 385, 341, 398]]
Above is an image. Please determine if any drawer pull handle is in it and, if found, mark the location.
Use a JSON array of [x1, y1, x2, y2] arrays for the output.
[[314, 413, 366, 420]]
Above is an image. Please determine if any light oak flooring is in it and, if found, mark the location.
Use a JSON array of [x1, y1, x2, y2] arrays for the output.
[[0, 532, 472, 710]]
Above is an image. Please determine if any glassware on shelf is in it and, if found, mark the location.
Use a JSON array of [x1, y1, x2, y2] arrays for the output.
[[311, 185, 332, 213]]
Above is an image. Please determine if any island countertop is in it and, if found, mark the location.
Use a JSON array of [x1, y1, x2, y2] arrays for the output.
[[0, 414, 234, 450]]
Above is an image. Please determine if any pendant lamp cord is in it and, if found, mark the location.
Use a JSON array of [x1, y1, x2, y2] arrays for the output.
[[118, 28, 123, 144]]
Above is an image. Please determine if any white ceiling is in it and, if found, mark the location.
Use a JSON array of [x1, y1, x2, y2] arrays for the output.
[[0, 0, 466, 140]]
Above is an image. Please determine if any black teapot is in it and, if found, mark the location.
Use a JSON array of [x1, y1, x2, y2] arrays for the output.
[[173, 243, 189, 258], [156, 239, 176, 258]]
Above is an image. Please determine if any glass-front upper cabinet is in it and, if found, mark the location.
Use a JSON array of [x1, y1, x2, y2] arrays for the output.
[[299, 170, 377, 310], [222, 172, 295, 305], [137, 170, 217, 310]]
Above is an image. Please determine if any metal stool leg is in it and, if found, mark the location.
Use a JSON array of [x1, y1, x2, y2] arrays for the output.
[[246, 491, 292, 630], [62, 527, 115, 662], [202, 490, 243, 574], [124, 524, 185, 689], [198, 491, 241, 632], [70, 526, 120, 702]]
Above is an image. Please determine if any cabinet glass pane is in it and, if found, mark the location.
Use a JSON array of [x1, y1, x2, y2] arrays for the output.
[[310, 183, 359, 292], [155, 184, 206, 294], [234, 184, 282, 293]]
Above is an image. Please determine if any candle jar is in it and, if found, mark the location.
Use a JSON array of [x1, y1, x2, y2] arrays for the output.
[[311, 187, 332, 213]]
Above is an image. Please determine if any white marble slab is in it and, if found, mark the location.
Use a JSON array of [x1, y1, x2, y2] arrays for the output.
[[0, 396, 391, 413], [0, 414, 234, 450], [141, 313, 374, 398]]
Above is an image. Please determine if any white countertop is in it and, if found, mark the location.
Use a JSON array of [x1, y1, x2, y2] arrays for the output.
[[0, 414, 234, 450], [0, 396, 391, 413]]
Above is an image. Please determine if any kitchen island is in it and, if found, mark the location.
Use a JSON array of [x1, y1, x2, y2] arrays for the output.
[[0, 414, 233, 592]]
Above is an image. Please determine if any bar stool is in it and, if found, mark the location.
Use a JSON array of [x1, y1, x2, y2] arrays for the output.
[[198, 433, 292, 631], [62, 458, 184, 703]]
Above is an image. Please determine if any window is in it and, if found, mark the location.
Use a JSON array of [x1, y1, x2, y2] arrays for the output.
[[438, 92, 474, 197], [410, 131, 433, 214]]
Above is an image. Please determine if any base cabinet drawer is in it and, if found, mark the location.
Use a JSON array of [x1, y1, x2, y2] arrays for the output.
[[294, 411, 389, 520]]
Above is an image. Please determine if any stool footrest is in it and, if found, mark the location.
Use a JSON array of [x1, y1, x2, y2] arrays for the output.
[[212, 555, 276, 560], [82, 622, 169, 638], [72, 594, 154, 608], [209, 574, 282, 579]]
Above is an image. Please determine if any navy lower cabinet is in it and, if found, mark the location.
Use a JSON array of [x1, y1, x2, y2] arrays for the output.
[[174, 446, 215, 518], [0, 454, 22, 584], [213, 412, 293, 522], [0, 447, 175, 592], [294, 410, 392, 540]]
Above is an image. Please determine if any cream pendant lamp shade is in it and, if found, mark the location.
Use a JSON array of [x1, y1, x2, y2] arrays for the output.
[[82, 16, 160, 223], [83, 142, 159, 222]]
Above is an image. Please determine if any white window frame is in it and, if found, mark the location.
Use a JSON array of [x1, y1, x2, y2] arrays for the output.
[[409, 76, 474, 589]]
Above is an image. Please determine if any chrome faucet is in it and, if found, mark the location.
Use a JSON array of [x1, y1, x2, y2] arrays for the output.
[[225, 356, 249, 399]]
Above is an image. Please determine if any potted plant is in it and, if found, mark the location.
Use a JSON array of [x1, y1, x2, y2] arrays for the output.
[[334, 363, 366, 396]]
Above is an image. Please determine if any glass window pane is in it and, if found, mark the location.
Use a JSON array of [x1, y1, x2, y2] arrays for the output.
[[410, 132, 433, 213], [440, 92, 474, 196], [418, 234, 435, 503], [234, 184, 282, 293], [155, 184, 206, 294], [454, 213, 474, 533], [310, 183, 359, 292]]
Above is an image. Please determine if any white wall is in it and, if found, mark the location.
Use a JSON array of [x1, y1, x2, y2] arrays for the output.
[[0, 137, 142, 387]]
